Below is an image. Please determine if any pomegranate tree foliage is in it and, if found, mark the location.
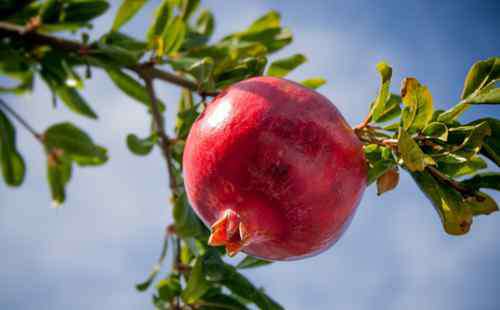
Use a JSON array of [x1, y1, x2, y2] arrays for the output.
[[0, 0, 499, 308]]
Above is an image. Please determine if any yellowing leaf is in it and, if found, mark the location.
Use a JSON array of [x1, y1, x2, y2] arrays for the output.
[[398, 128, 435, 172], [400, 77, 434, 131]]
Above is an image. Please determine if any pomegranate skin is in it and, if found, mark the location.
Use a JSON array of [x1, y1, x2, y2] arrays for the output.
[[183, 76, 367, 261]]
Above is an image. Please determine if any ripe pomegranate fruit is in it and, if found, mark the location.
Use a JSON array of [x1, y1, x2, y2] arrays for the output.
[[183, 76, 367, 261]]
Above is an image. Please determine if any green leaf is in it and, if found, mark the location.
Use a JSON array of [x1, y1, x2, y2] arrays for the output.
[[162, 16, 187, 55], [437, 102, 470, 124], [367, 160, 396, 185], [47, 153, 72, 208], [62, 0, 109, 23], [0, 107, 25, 186], [126, 133, 156, 156], [267, 54, 307, 78], [220, 264, 284, 310], [461, 57, 500, 100], [375, 94, 402, 123], [461, 172, 500, 191], [181, 257, 210, 304], [55, 86, 97, 119], [371, 62, 392, 121], [465, 192, 498, 216], [224, 11, 292, 54], [400, 77, 434, 132], [466, 118, 500, 166], [100, 31, 148, 54], [112, 0, 149, 31], [447, 121, 491, 159], [466, 87, 500, 104], [195, 9, 215, 37], [437, 156, 487, 178], [180, 0, 200, 21], [247, 11, 280, 33], [411, 171, 473, 235], [236, 256, 272, 269], [154, 275, 181, 303], [106, 68, 164, 110], [173, 191, 206, 238], [398, 128, 435, 172], [187, 57, 215, 91], [44, 123, 107, 164], [175, 90, 199, 140], [147, 0, 172, 45], [300, 77, 326, 90], [422, 122, 448, 141]]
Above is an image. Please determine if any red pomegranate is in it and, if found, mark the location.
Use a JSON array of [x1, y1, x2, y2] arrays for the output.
[[183, 76, 367, 261]]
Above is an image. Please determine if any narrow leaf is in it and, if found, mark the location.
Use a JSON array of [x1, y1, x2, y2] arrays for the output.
[[162, 16, 187, 55], [147, 0, 172, 45], [236, 256, 272, 269], [301, 77, 326, 89], [0, 108, 25, 186], [371, 61, 392, 121], [112, 0, 149, 31], [267, 54, 307, 78], [55, 86, 97, 119]]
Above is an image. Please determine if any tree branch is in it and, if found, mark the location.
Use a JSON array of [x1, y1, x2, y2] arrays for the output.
[[0, 98, 43, 142], [426, 166, 476, 198], [0, 21, 218, 97], [141, 72, 180, 197]]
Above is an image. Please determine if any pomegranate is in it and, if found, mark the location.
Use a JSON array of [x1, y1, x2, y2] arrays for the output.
[[183, 76, 367, 261]]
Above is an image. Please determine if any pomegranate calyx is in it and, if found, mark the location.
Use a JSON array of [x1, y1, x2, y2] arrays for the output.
[[208, 209, 251, 257]]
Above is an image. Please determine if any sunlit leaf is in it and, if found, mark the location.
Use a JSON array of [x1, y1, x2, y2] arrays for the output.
[[398, 128, 435, 172], [267, 54, 306, 78], [300, 77, 326, 89], [461, 57, 500, 100], [162, 16, 187, 55], [371, 61, 392, 121], [400, 77, 434, 132], [112, 0, 149, 31], [147, 0, 172, 45]]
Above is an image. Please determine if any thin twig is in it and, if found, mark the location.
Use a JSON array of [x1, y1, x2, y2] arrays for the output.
[[141, 72, 180, 196], [0, 98, 43, 142], [0, 21, 219, 97]]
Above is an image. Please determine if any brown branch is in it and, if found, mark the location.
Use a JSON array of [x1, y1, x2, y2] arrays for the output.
[[426, 166, 476, 198], [141, 72, 180, 197], [0, 21, 219, 97]]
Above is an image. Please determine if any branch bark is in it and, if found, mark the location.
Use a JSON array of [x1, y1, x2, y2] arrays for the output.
[[0, 21, 218, 97]]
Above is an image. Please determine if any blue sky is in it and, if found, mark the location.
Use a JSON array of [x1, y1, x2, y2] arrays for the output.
[[1, 1, 500, 309]]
